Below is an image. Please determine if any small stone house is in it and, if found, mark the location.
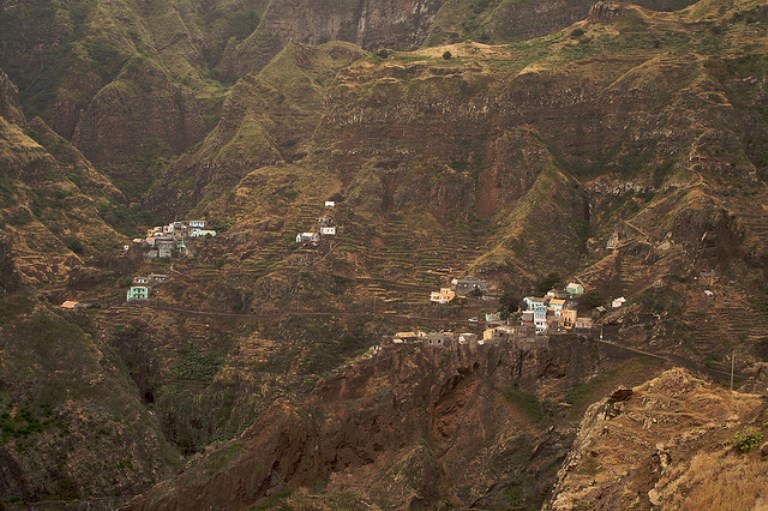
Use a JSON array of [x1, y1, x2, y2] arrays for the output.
[[318, 215, 334, 227], [324, 201, 336, 208], [612, 296, 627, 308], [547, 288, 568, 299], [521, 310, 534, 324], [393, 331, 422, 344], [321, 226, 336, 236], [452, 277, 488, 297], [296, 232, 320, 244], [561, 309, 577, 329], [425, 332, 453, 348], [149, 274, 170, 283], [575, 317, 593, 330], [483, 326, 518, 342], [133, 276, 150, 285]]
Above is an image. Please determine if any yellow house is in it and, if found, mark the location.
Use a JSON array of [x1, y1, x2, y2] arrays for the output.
[[430, 288, 456, 304], [562, 309, 577, 329]]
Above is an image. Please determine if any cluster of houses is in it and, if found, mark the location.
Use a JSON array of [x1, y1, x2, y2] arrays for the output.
[[389, 324, 540, 349], [430, 276, 488, 304], [125, 220, 217, 260], [126, 273, 170, 302], [391, 330, 481, 347], [295, 201, 338, 247], [521, 282, 594, 334]]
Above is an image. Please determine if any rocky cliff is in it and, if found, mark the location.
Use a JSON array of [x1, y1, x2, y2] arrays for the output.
[[545, 368, 768, 511], [123, 337, 666, 511]]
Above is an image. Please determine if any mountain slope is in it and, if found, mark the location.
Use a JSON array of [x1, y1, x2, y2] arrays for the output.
[[0, 69, 128, 286], [546, 368, 767, 511]]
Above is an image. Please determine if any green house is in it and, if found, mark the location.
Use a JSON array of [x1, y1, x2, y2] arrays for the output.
[[126, 285, 150, 301], [566, 282, 584, 296]]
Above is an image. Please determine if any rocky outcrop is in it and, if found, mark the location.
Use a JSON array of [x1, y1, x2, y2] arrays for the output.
[[545, 369, 767, 511]]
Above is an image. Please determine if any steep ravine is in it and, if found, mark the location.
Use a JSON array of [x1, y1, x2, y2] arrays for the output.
[[123, 337, 669, 511]]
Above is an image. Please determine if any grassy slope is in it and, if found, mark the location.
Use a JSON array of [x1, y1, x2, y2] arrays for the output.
[[0, 292, 180, 503]]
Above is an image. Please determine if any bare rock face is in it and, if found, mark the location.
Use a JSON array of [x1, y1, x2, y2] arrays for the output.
[[219, 0, 447, 79], [588, 1, 625, 21]]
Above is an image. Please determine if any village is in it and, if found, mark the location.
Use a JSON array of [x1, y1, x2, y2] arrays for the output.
[[294, 200, 338, 247], [385, 278, 630, 350], [122, 219, 218, 302], [58, 200, 631, 350]]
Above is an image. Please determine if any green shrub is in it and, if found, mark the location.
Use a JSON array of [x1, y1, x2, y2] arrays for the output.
[[442, 51, 453, 60], [732, 427, 763, 453], [174, 349, 224, 381], [583, 290, 604, 310], [64, 236, 85, 255]]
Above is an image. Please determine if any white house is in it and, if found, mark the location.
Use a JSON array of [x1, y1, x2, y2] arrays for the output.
[[612, 296, 627, 308], [321, 226, 336, 236], [188, 220, 206, 228], [324, 201, 335, 208], [296, 232, 320, 244], [190, 229, 217, 238]]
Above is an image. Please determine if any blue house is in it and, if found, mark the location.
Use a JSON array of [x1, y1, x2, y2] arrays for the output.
[[533, 304, 548, 333], [524, 296, 547, 310]]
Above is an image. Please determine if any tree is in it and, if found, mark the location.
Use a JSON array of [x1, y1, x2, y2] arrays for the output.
[[442, 51, 452, 60], [535, 272, 562, 295], [499, 282, 521, 312], [583, 290, 604, 310]]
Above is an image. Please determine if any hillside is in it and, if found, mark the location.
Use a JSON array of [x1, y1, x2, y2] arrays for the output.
[[123, 338, 669, 511], [546, 368, 768, 511], [0, 0, 767, 508], [167, 0, 768, 376], [0, 69, 126, 287]]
